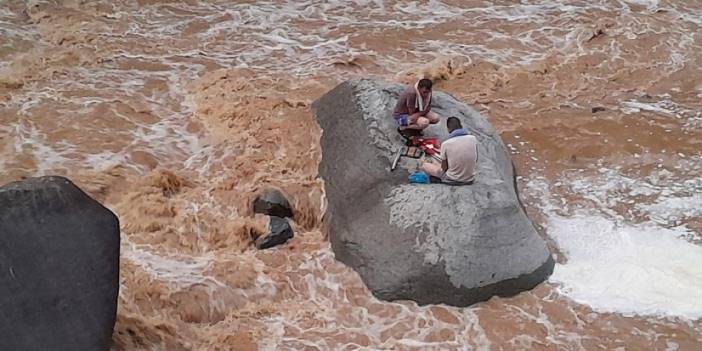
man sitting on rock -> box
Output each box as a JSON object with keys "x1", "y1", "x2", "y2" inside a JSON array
[
  {"x1": 421, "y1": 117, "x2": 477, "y2": 185},
  {"x1": 393, "y1": 78, "x2": 440, "y2": 131}
]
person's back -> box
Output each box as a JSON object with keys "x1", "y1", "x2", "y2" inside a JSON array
[
  {"x1": 441, "y1": 134, "x2": 477, "y2": 183},
  {"x1": 421, "y1": 116, "x2": 478, "y2": 185}
]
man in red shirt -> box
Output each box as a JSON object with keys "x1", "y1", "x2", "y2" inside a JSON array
[{"x1": 393, "y1": 78, "x2": 440, "y2": 131}]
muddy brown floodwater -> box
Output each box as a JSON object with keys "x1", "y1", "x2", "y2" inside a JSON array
[{"x1": 1, "y1": 1, "x2": 700, "y2": 350}]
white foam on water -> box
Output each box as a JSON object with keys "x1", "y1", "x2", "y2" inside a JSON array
[
  {"x1": 12, "y1": 121, "x2": 75, "y2": 174},
  {"x1": 546, "y1": 160, "x2": 702, "y2": 228},
  {"x1": 548, "y1": 213, "x2": 702, "y2": 319},
  {"x1": 619, "y1": 98, "x2": 702, "y2": 130},
  {"x1": 83, "y1": 150, "x2": 130, "y2": 171},
  {"x1": 525, "y1": 168, "x2": 702, "y2": 320},
  {"x1": 121, "y1": 240, "x2": 216, "y2": 288},
  {"x1": 623, "y1": 0, "x2": 660, "y2": 11},
  {"x1": 636, "y1": 193, "x2": 702, "y2": 225}
]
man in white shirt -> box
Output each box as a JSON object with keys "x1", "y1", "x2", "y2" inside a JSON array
[{"x1": 421, "y1": 117, "x2": 477, "y2": 185}]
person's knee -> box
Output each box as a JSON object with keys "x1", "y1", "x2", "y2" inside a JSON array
[
  {"x1": 417, "y1": 117, "x2": 430, "y2": 129},
  {"x1": 421, "y1": 162, "x2": 438, "y2": 177},
  {"x1": 428, "y1": 113, "x2": 440, "y2": 124}
]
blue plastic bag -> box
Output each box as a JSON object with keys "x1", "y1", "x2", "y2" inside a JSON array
[{"x1": 408, "y1": 170, "x2": 430, "y2": 184}]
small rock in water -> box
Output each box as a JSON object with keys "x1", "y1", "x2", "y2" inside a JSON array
[
  {"x1": 591, "y1": 106, "x2": 606, "y2": 113},
  {"x1": 640, "y1": 93, "x2": 653, "y2": 100},
  {"x1": 252, "y1": 189, "x2": 293, "y2": 218},
  {"x1": 255, "y1": 216, "x2": 294, "y2": 250}
]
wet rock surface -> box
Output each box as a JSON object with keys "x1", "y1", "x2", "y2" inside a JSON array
[
  {"x1": 313, "y1": 78, "x2": 554, "y2": 306},
  {"x1": 252, "y1": 189, "x2": 294, "y2": 219},
  {"x1": 255, "y1": 216, "x2": 294, "y2": 250},
  {"x1": 0, "y1": 176, "x2": 120, "y2": 351}
]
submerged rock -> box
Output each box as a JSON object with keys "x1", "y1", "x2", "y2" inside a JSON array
[
  {"x1": 0, "y1": 176, "x2": 120, "y2": 351},
  {"x1": 252, "y1": 189, "x2": 294, "y2": 219},
  {"x1": 255, "y1": 216, "x2": 294, "y2": 250},
  {"x1": 312, "y1": 78, "x2": 554, "y2": 306}
]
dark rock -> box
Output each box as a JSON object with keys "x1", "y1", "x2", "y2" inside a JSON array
[
  {"x1": 255, "y1": 216, "x2": 294, "y2": 250},
  {"x1": 252, "y1": 189, "x2": 293, "y2": 218},
  {"x1": 0, "y1": 176, "x2": 120, "y2": 351},
  {"x1": 312, "y1": 78, "x2": 554, "y2": 307},
  {"x1": 591, "y1": 106, "x2": 606, "y2": 113}
]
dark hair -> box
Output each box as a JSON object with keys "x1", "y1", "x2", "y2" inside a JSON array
[
  {"x1": 418, "y1": 78, "x2": 432, "y2": 90},
  {"x1": 447, "y1": 116, "x2": 462, "y2": 131}
]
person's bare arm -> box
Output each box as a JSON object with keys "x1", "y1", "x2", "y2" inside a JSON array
[
  {"x1": 407, "y1": 92, "x2": 423, "y2": 123},
  {"x1": 406, "y1": 93, "x2": 418, "y2": 115},
  {"x1": 424, "y1": 95, "x2": 431, "y2": 115},
  {"x1": 440, "y1": 145, "x2": 449, "y2": 172}
]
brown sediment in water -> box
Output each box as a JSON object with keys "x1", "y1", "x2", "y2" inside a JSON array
[
  {"x1": 0, "y1": 0, "x2": 700, "y2": 350},
  {"x1": 106, "y1": 69, "x2": 330, "y2": 349}
]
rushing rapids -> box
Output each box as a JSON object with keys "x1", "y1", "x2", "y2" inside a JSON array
[{"x1": 0, "y1": 1, "x2": 700, "y2": 350}]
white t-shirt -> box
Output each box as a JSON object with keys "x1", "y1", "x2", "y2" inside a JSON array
[{"x1": 441, "y1": 135, "x2": 478, "y2": 183}]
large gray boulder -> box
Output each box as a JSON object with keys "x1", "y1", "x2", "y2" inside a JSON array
[
  {"x1": 0, "y1": 176, "x2": 120, "y2": 351},
  {"x1": 313, "y1": 79, "x2": 554, "y2": 306}
]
